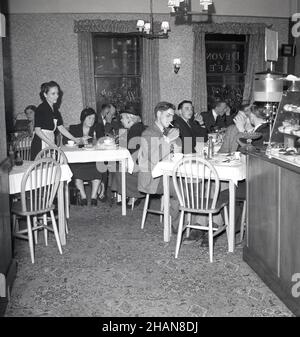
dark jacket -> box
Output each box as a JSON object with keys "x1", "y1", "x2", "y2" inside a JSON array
[
  {"x1": 201, "y1": 110, "x2": 234, "y2": 133},
  {"x1": 173, "y1": 115, "x2": 208, "y2": 154},
  {"x1": 67, "y1": 122, "x2": 105, "y2": 143},
  {"x1": 126, "y1": 122, "x2": 146, "y2": 155}
]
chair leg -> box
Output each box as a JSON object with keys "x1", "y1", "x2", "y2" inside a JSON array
[
  {"x1": 43, "y1": 214, "x2": 48, "y2": 246},
  {"x1": 208, "y1": 214, "x2": 214, "y2": 263},
  {"x1": 65, "y1": 182, "x2": 69, "y2": 235},
  {"x1": 50, "y1": 210, "x2": 62, "y2": 255},
  {"x1": 26, "y1": 215, "x2": 35, "y2": 264},
  {"x1": 141, "y1": 194, "x2": 150, "y2": 229},
  {"x1": 175, "y1": 210, "x2": 185, "y2": 258},
  {"x1": 131, "y1": 197, "x2": 135, "y2": 210},
  {"x1": 224, "y1": 205, "x2": 229, "y2": 242},
  {"x1": 33, "y1": 216, "x2": 38, "y2": 244},
  {"x1": 186, "y1": 213, "x2": 191, "y2": 238},
  {"x1": 240, "y1": 200, "x2": 247, "y2": 242},
  {"x1": 160, "y1": 196, "x2": 164, "y2": 223}
]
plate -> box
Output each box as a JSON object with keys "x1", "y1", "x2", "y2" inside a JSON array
[
  {"x1": 97, "y1": 144, "x2": 118, "y2": 150},
  {"x1": 84, "y1": 146, "x2": 95, "y2": 151},
  {"x1": 65, "y1": 144, "x2": 77, "y2": 148}
]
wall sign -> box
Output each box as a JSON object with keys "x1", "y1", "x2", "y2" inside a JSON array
[{"x1": 206, "y1": 43, "x2": 244, "y2": 74}]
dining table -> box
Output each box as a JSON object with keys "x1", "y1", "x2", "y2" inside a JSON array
[
  {"x1": 61, "y1": 145, "x2": 134, "y2": 216},
  {"x1": 9, "y1": 160, "x2": 73, "y2": 246},
  {"x1": 152, "y1": 152, "x2": 246, "y2": 252}
]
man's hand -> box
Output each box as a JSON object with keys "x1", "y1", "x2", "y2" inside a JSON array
[
  {"x1": 194, "y1": 112, "x2": 204, "y2": 125},
  {"x1": 233, "y1": 115, "x2": 246, "y2": 133},
  {"x1": 105, "y1": 111, "x2": 113, "y2": 124},
  {"x1": 166, "y1": 128, "x2": 179, "y2": 142},
  {"x1": 224, "y1": 105, "x2": 231, "y2": 116}
]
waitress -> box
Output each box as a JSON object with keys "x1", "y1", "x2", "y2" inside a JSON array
[{"x1": 30, "y1": 81, "x2": 82, "y2": 160}]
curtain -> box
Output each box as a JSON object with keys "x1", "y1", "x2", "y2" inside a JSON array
[
  {"x1": 74, "y1": 19, "x2": 160, "y2": 124},
  {"x1": 192, "y1": 22, "x2": 267, "y2": 112},
  {"x1": 77, "y1": 32, "x2": 96, "y2": 111},
  {"x1": 142, "y1": 38, "x2": 160, "y2": 126},
  {"x1": 242, "y1": 33, "x2": 265, "y2": 103},
  {"x1": 192, "y1": 31, "x2": 207, "y2": 114}
]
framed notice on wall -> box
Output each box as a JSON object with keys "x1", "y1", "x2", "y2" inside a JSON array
[{"x1": 265, "y1": 28, "x2": 278, "y2": 62}]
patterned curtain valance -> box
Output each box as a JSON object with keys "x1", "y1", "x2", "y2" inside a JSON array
[
  {"x1": 192, "y1": 22, "x2": 269, "y2": 35},
  {"x1": 74, "y1": 19, "x2": 161, "y2": 33}
]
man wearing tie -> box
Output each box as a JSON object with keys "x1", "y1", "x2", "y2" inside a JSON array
[
  {"x1": 173, "y1": 100, "x2": 208, "y2": 154},
  {"x1": 201, "y1": 97, "x2": 234, "y2": 133}
]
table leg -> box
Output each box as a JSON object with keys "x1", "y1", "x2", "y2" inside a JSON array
[
  {"x1": 228, "y1": 180, "x2": 236, "y2": 252},
  {"x1": 163, "y1": 174, "x2": 171, "y2": 242},
  {"x1": 121, "y1": 159, "x2": 126, "y2": 216},
  {"x1": 57, "y1": 181, "x2": 66, "y2": 246}
]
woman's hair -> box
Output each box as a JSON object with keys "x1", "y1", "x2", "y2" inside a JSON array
[
  {"x1": 39, "y1": 81, "x2": 61, "y2": 101},
  {"x1": 251, "y1": 104, "x2": 267, "y2": 120},
  {"x1": 80, "y1": 107, "x2": 97, "y2": 123},
  {"x1": 122, "y1": 113, "x2": 141, "y2": 125},
  {"x1": 24, "y1": 105, "x2": 37, "y2": 114}
]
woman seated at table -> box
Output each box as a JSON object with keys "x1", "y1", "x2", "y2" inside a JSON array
[
  {"x1": 68, "y1": 107, "x2": 105, "y2": 206},
  {"x1": 111, "y1": 104, "x2": 145, "y2": 208},
  {"x1": 219, "y1": 103, "x2": 269, "y2": 153}
]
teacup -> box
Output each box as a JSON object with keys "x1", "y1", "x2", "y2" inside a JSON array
[{"x1": 67, "y1": 140, "x2": 75, "y2": 146}]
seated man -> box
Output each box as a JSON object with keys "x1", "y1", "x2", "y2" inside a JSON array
[
  {"x1": 138, "y1": 101, "x2": 182, "y2": 233},
  {"x1": 201, "y1": 97, "x2": 234, "y2": 133},
  {"x1": 97, "y1": 103, "x2": 122, "y2": 136},
  {"x1": 173, "y1": 100, "x2": 208, "y2": 154}
]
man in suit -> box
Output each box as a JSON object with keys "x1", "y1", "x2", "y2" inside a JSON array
[
  {"x1": 173, "y1": 100, "x2": 208, "y2": 154},
  {"x1": 138, "y1": 101, "x2": 181, "y2": 233},
  {"x1": 97, "y1": 103, "x2": 121, "y2": 136},
  {"x1": 201, "y1": 97, "x2": 234, "y2": 133}
]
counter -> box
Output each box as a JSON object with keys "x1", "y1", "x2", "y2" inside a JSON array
[{"x1": 244, "y1": 151, "x2": 300, "y2": 316}]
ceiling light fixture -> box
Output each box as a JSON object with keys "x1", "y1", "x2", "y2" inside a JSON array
[
  {"x1": 137, "y1": 0, "x2": 170, "y2": 39},
  {"x1": 168, "y1": 0, "x2": 213, "y2": 23}
]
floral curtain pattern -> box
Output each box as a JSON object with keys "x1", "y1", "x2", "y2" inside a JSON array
[
  {"x1": 192, "y1": 22, "x2": 267, "y2": 112},
  {"x1": 77, "y1": 32, "x2": 97, "y2": 111},
  {"x1": 75, "y1": 19, "x2": 160, "y2": 123}
]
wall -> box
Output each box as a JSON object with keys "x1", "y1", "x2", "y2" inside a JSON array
[
  {"x1": 7, "y1": 12, "x2": 289, "y2": 126},
  {"x1": 7, "y1": 0, "x2": 298, "y2": 18}
]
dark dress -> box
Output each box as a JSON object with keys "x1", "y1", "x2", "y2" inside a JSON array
[
  {"x1": 173, "y1": 114, "x2": 208, "y2": 154},
  {"x1": 68, "y1": 123, "x2": 105, "y2": 181},
  {"x1": 111, "y1": 122, "x2": 145, "y2": 198},
  {"x1": 201, "y1": 110, "x2": 234, "y2": 133},
  {"x1": 30, "y1": 101, "x2": 63, "y2": 160}
]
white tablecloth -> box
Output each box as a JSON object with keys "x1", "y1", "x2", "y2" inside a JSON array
[
  {"x1": 152, "y1": 154, "x2": 246, "y2": 185},
  {"x1": 9, "y1": 161, "x2": 73, "y2": 195},
  {"x1": 61, "y1": 146, "x2": 134, "y2": 173}
]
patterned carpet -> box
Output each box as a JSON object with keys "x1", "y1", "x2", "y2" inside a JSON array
[{"x1": 5, "y1": 198, "x2": 293, "y2": 317}]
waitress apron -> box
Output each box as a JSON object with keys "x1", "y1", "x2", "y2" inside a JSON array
[{"x1": 41, "y1": 119, "x2": 57, "y2": 150}]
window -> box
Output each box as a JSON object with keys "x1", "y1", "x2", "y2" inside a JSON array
[
  {"x1": 93, "y1": 34, "x2": 142, "y2": 113},
  {"x1": 206, "y1": 34, "x2": 247, "y2": 112}
]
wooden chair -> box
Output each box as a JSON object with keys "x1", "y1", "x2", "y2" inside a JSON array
[
  {"x1": 35, "y1": 147, "x2": 70, "y2": 234},
  {"x1": 11, "y1": 158, "x2": 62, "y2": 263},
  {"x1": 172, "y1": 156, "x2": 229, "y2": 262},
  {"x1": 141, "y1": 194, "x2": 168, "y2": 229},
  {"x1": 14, "y1": 134, "x2": 32, "y2": 161}
]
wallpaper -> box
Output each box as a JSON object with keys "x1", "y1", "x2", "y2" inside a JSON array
[{"x1": 8, "y1": 13, "x2": 289, "y2": 126}]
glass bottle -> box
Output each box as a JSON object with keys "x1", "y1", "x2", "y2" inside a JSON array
[
  {"x1": 207, "y1": 136, "x2": 214, "y2": 159},
  {"x1": 92, "y1": 131, "x2": 97, "y2": 146}
]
